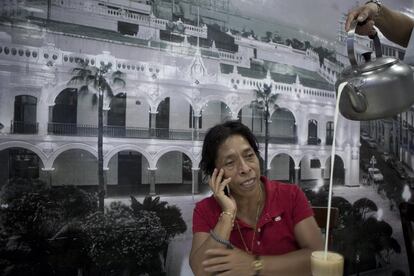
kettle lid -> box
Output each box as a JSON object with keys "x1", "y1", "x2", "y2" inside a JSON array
[{"x1": 358, "y1": 56, "x2": 398, "y2": 72}]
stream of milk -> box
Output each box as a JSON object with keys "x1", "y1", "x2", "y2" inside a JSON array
[{"x1": 324, "y1": 82, "x2": 347, "y2": 259}]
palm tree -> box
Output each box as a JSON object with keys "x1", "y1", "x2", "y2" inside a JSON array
[
  {"x1": 68, "y1": 61, "x2": 125, "y2": 211},
  {"x1": 251, "y1": 83, "x2": 278, "y2": 176}
]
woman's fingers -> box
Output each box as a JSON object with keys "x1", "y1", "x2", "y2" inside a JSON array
[
  {"x1": 208, "y1": 168, "x2": 218, "y2": 191},
  {"x1": 210, "y1": 168, "x2": 226, "y2": 195},
  {"x1": 218, "y1": 177, "x2": 232, "y2": 195},
  {"x1": 345, "y1": 9, "x2": 360, "y2": 31}
]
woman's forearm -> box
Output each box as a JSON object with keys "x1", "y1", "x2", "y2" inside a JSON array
[
  {"x1": 260, "y1": 248, "x2": 315, "y2": 276},
  {"x1": 189, "y1": 214, "x2": 234, "y2": 276},
  {"x1": 375, "y1": 5, "x2": 414, "y2": 47}
]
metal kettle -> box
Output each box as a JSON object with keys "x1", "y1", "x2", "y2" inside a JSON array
[{"x1": 335, "y1": 21, "x2": 414, "y2": 121}]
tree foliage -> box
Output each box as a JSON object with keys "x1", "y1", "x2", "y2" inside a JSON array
[{"x1": 68, "y1": 61, "x2": 125, "y2": 211}]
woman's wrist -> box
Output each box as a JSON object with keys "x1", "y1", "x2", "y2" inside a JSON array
[
  {"x1": 365, "y1": 0, "x2": 381, "y2": 19},
  {"x1": 220, "y1": 210, "x2": 235, "y2": 227},
  {"x1": 251, "y1": 255, "x2": 264, "y2": 276}
]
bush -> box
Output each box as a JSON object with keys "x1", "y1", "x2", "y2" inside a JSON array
[
  {"x1": 0, "y1": 178, "x2": 97, "y2": 275},
  {"x1": 82, "y1": 201, "x2": 166, "y2": 275}
]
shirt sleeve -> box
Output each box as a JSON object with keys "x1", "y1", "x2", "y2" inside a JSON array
[
  {"x1": 291, "y1": 185, "x2": 314, "y2": 225},
  {"x1": 192, "y1": 201, "x2": 212, "y2": 233}
]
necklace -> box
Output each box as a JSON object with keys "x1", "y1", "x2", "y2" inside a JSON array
[{"x1": 235, "y1": 183, "x2": 263, "y2": 254}]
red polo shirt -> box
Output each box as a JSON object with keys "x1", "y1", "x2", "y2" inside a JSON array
[{"x1": 192, "y1": 177, "x2": 313, "y2": 255}]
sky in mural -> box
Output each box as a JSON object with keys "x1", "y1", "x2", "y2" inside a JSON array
[{"x1": 230, "y1": 0, "x2": 413, "y2": 43}]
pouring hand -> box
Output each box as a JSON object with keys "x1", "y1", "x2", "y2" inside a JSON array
[
  {"x1": 209, "y1": 168, "x2": 237, "y2": 214},
  {"x1": 345, "y1": 3, "x2": 380, "y2": 36}
]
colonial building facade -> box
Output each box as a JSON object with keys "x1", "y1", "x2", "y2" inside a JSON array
[{"x1": 0, "y1": 0, "x2": 361, "y2": 195}]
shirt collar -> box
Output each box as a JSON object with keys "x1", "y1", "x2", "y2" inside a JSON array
[{"x1": 235, "y1": 176, "x2": 285, "y2": 229}]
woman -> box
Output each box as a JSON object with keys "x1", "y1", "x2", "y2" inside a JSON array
[{"x1": 189, "y1": 121, "x2": 323, "y2": 276}]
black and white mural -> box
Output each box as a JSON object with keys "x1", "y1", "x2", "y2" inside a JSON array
[{"x1": 0, "y1": 0, "x2": 413, "y2": 275}]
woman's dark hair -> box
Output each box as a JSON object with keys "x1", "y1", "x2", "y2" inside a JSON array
[{"x1": 200, "y1": 120, "x2": 260, "y2": 177}]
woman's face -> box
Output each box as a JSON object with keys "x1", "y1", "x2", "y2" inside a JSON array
[{"x1": 215, "y1": 134, "x2": 261, "y2": 196}]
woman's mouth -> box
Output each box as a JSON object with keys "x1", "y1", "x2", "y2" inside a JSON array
[{"x1": 240, "y1": 178, "x2": 256, "y2": 189}]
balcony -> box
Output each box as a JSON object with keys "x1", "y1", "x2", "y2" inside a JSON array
[
  {"x1": 255, "y1": 134, "x2": 298, "y2": 144},
  {"x1": 47, "y1": 123, "x2": 202, "y2": 140},
  {"x1": 11, "y1": 121, "x2": 39, "y2": 134},
  {"x1": 307, "y1": 137, "x2": 321, "y2": 145},
  {"x1": 39, "y1": 123, "x2": 299, "y2": 144}
]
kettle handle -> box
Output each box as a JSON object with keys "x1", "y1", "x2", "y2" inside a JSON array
[{"x1": 347, "y1": 20, "x2": 383, "y2": 67}]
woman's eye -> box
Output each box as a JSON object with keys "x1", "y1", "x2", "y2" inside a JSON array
[{"x1": 225, "y1": 161, "x2": 234, "y2": 166}]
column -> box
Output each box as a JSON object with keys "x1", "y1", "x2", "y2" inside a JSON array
[
  {"x1": 148, "y1": 168, "x2": 156, "y2": 195},
  {"x1": 319, "y1": 119, "x2": 326, "y2": 146},
  {"x1": 37, "y1": 103, "x2": 50, "y2": 136},
  {"x1": 320, "y1": 167, "x2": 325, "y2": 180},
  {"x1": 41, "y1": 168, "x2": 54, "y2": 187},
  {"x1": 294, "y1": 166, "x2": 300, "y2": 185},
  {"x1": 103, "y1": 168, "x2": 109, "y2": 196},
  {"x1": 193, "y1": 115, "x2": 200, "y2": 141},
  {"x1": 192, "y1": 168, "x2": 200, "y2": 194},
  {"x1": 150, "y1": 112, "x2": 157, "y2": 137},
  {"x1": 348, "y1": 146, "x2": 360, "y2": 187}
]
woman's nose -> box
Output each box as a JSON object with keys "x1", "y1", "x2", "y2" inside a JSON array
[{"x1": 239, "y1": 159, "x2": 251, "y2": 174}]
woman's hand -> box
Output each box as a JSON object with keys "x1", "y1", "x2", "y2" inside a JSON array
[
  {"x1": 209, "y1": 168, "x2": 237, "y2": 214},
  {"x1": 345, "y1": 3, "x2": 380, "y2": 36},
  {"x1": 202, "y1": 248, "x2": 255, "y2": 276}
]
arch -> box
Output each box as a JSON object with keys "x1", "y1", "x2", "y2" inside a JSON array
[
  {"x1": 324, "y1": 154, "x2": 346, "y2": 185},
  {"x1": 0, "y1": 141, "x2": 46, "y2": 168},
  {"x1": 44, "y1": 81, "x2": 75, "y2": 106},
  {"x1": 269, "y1": 152, "x2": 296, "y2": 182},
  {"x1": 269, "y1": 150, "x2": 296, "y2": 167},
  {"x1": 201, "y1": 99, "x2": 233, "y2": 128},
  {"x1": 233, "y1": 98, "x2": 263, "y2": 119},
  {"x1": 269, "y1": 106, "x2": 298, "y2": 123},
  {"x1": 104, "y1": 145, "x2": 152, "y2": 169},
  {"x1": 154, "y1": 146, "x2": 197, "y2": 169},
  {"x1": 237, "y1": 102, "x2": 264, "y2": 132},
  {"x1": 300, "y1": 150, "x2": 321, "y2": 162},
  {"x1": 269, "y1": 107, "x2": 297, "y2": 139},
  {"x1": 322, "y1": 152, "x2": 345, "y2": 166},
  {"x1": 48, "y1": 143, "x2": 98, "y2": 169},
  {"x1": 201, "y1": 95, "x2": 228, "y2": 109},
  {"x1": 162, "y1": 90, "x2": 194, "y2": 110}
]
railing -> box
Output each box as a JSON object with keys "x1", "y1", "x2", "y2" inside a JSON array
[
  {"x1": 48, "y1": 122, "x2": 98, "y2": 136},
  {"x1": 43, "y1": 123, "x2": 298, "y2": 144},
  {"x1": 11, "y1": 121, "x2": 38, "y2": 134},
  {"x1": 255, "y1": 134, "x2": 298, "y2": 144},
  {"x1": 308, "y1": 137, "x2": 321, "y2": 145},
  {"x1": 45, "y1": 123, "x2": 299, "y2": 143},
  {"x1": 47, "y1": 123, "x2": 202, "y2": 140}
]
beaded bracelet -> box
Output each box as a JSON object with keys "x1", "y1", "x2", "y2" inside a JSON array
[{"x1": 209, "y1": 230, "x2": 233, "y2": 249}]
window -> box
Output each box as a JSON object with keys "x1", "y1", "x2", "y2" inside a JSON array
[
  {"x1": 13, "y1": 95, "x2": 38, "y2": 134},
  {"x1": 117, "y1": 21, "x2": 139, "y2": 36},
  {"x1": 310, "y1": 159, "x2": 321, "y2": 169},
  {"x1": 326, "y1": 121, "x2": 334, "y2": 145}
]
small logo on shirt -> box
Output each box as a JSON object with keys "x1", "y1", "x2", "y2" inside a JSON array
[{"x1": 274, "y1": 215, "x2": 282, "y2": 222}]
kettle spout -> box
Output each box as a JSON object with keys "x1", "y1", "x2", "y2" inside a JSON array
[{"x1": 345, "y1": 83, "x2": 367, "y2": 113}]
